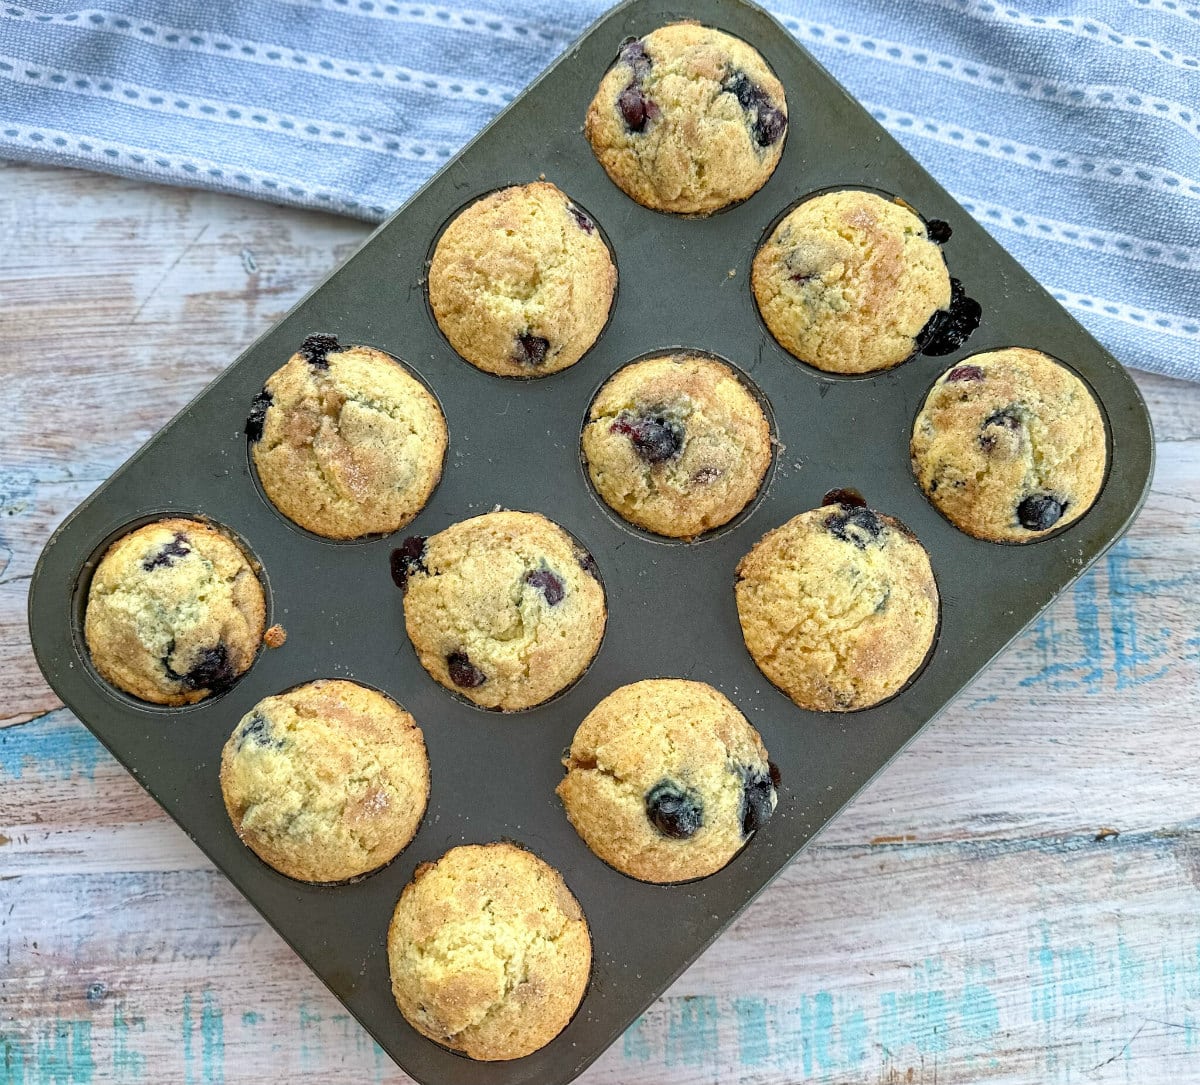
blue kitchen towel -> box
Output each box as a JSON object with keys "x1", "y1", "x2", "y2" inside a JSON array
[{"x1": 1, "y1": 1, "x2": 1197, "y2": 379}]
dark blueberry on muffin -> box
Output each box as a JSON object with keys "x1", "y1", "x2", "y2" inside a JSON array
[
  {"x1": 825, "y1": 505, "x2": 885, "y2": 548},
  {"x1": 513, "y1": 332, "x2": 550, "y2": 368},
  {"x1": 822, "y1": 488, "x2": 867, "y2": 510},
  {"x1": 722, "y1": 70, "x2": 786, "y2": 147},
  {"x1": 577, "y1": 551, "x2": 602, "y2": 581},
  {"x1": 567, "y1": 203, "x2": 595, "y2": 233},
  {"x1": 390, "y1": 536, "x2": 428, "y2": 591},
  {"x1": 611, "y1": 410, "x2": 684, "y2": 464},
  {"x1": 142, "y1": 532, "x2": 192, "y2": 571},
  {"x1": 946, "y1": 364, "x2": 984, "y2": 383},
  {"x1": 645, "y1": 780, "x2": 704, "y2": 839},
  {"x1": 299, "y1": 333, "x2": 340, "y2": 369},
  {"x1": 618, "y1": 36, "x2": 652, "y2": 77},
  {"x1": 979, "y1": 408, "x2": 1023, "y2": 452},
  {"x1": 165, "y1": 642, "x2": 235, "y2": 693},
  {"x1": 447, "y1": 651, "x2": 487, "y2": 689},
  {"x1": 738, "y1": 766, "x2": 776, "y2": 837},
  {"x1": 245, "y1": 389, "x2": 273, "y2": 442},
  {"x1": 618, "y1": 81, "x2": 655, "y2": 132},
  {"x1": 916, "y1": 279, "x2": 981, "y2": 358},
  {"x1": 926, "y1": 219, "x2": 953, "y2": 244},
  {"x1": 525, "y1": 567, "x2": 565, "y2": 606},
  {"x1": 1018, "y1": 494, "x2": 1066, "y2": 532},
  {"x1": 235, "y1": 711, "x2": 285, "y2": 751}
]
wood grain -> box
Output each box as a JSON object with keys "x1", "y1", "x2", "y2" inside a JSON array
[{"x1": 2, "y1": 160, "x2": 1198, "y2": 1084}]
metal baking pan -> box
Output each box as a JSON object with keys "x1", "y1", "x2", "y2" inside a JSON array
[{"x1": 27, "y1": 0, "x2": 1154, "y2": 1081}]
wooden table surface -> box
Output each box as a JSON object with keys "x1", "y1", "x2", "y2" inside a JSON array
[{"x1": 1, "y1": 158, "x2": 1198, "y2": 1085}]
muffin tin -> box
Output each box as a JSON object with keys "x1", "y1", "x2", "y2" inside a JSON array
[{"x1": 28, "y1": 0, "x2": 1154, "y2": 1082}]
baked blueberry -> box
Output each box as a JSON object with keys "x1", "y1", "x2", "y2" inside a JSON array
[
  {"x1": 446, "y1": 651, "x2": 487, "y2": 689},
  {"x1": 980, "y1": 408, "x2": 1023, "y2": 452},
  {"x1": 390, "y1": 536, "x2": 428, "y2": 591},
  {"x1": 822, "y1": 487, "x2": 867, "y2": 510},
  {"x1": 525, "y1": 566, "x2": 565, "y2": 606},
  {"x1": 577, "y1": 551, "x2": 602, "y2": 581},
  {"x1": 644, "y1": 780, "x2": 704, "y2": 839},
  {"x1": 916, "y1": 278, "x2": 981, "y2": 358},
  {"x1": 617, "y1": 81, "x2": 655, "y2": 132},
  {"x1": 513, "y1": 332, "x2": 550, "y2": 368},
  {"x1": 245, "y1": 389, "x2": 272, "y2": 442},
  {"x1": 825, "y1": 504, "x2": 885, "y2": 548},
  {"x1": 618, "y1": 36, "x2": 651, "y2": 77},
  {"x1": 235, "y1": 711, "x2": 284, "y2": 751},
  {"x1": 984, "y1": 408, "x2": 1022, "y2": 430},
  {"x1": 738, "y1": 766, "x2": 776, "y2": 837},
  {"x1": 610, "y1": 410, "x2": 684, "y2": 464},
  {"x1": 299, "y1": 333, "x2": 340, "y2": 369},
  {"x1": 722, "y1": 70, "x2": 786, "y2": 147},
  {"x1": 1018, "y1": 494, "x2": 1066, "y2": 531},
  {"x1": 142, "y1": 532, "x2": 191, "y2": 571},
  {"x1": 166, "y1": 642, "x2": 236, "y2": 693},
  {"x1": 946, "y1": 364, "x2": 984, "y2": 383},
  {"x1": 926, "y1": 219, "x2": 953, "y2": 244},
  {"x1": 567, "y1": 203, "x2": 595, "y2": 233}
]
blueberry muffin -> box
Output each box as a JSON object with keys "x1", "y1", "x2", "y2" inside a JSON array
[
  {"x1": 911, "y1": 348, "x2": 1108, "y2": 542},
  {"x1": 387, "y1": 843, "x2": 591, "y2": 1060},
  {"x1": 428, "y1": 183, "x2": 616, "y2": 377},
  {"x1": 558, "y1": 679, "x2": 777, "y2": 883},
  {"x1": 585, "y1": 23, "x2": 787, "y2": 214},
  {"x1": 752, "y1": 190, "x2": 954, "y2": 374},
  {"x1": 582, "y1": 354, "x2": 772, "y2": 539},
  {"x1": 249, "y1": 335, "x2": 446, "y2": 539},
  {"x1": 735, "y1": 500, "x2": 939, "y2": 711},
  {"x1": 84, "y1": 518, "x2": 266, "y2": 705},
  {"x1": 220, "y1": 680, "x2": 429, "y2": 883},
  {"x1": 394, "y1": 511, "x2": 606, "y2": 711}
]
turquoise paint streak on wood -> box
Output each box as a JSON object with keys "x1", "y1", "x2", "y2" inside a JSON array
[
  {"x1": 298, "y1": 1002, "x2": 322, "y2": 1070},
  {"x1": 1, "y1": 1033, "x2": 26, "y2": 1084},
  {"x1": 285, "y1": 1002, "x2": 390, "y2": 1082},
  {"x1": 1107, "y1": 546, "x2": 1171, "y2": 689},
  {"x1": 0, "y1": 1021, "x2": 94, "y2": 1085},
  {"x1": 181, "y1": 992, "x2": 224, "y2": 1084},
  {"x1": 0, "y1": 711, "x2": 104, "y2": 782},
  {"x1": 112, "y1": 1004, "x2": 145, "y2": 1079},
  {"x1": 732, "y1": 998, "x2": 769, "y2": 1066},
  {"x1": 839, "y1": 1004, "x2": 868, "y2": 1067},
  {"x1": 958, "y1": 981, "x2": 1000, "y2": 1043},
  {"x1": 622, "y1": 1015, "x2": 651, "y2": 1062},
  {"x1": 625, "y1": 959, "x2": 1015, "y2": 1078},
  {"x1": 1015, "y1": 539, "x2": 1197, "y2": 694},
  {"x1": 201, "y1": 992, "x2": 223, "y2": 1084},
  {"x1": 182, "y1": 994, "x2": 194, "y2": 1085},
  {"x1": 664, "y1": 996, "x2": 719, "y2": 1069}
]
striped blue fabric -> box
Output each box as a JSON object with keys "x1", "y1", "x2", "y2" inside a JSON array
[{"x1": 1, "y1": 1, "x2": 1196, "y2": 379}]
